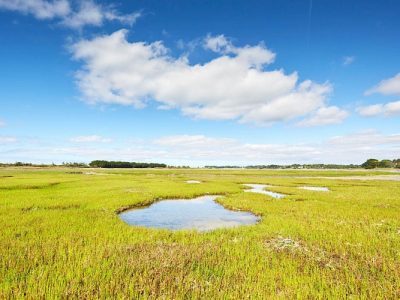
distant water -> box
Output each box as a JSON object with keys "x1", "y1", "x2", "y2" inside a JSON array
[
  {"x1": 299, "y1": 186, "x2": 329, "y2": 192},
  {"x1": 186, "y1": 180, "x2": 201, "y2": 184},
  {"x1": 119, "y1": 195, "x2": 259, "y2": 231},
  {"x1": 243, "y1": 184, "x2": 285, "y2": 199}
]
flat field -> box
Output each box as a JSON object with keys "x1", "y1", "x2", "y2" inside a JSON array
[{"x1": 0, "y1": 168, "x2": 399, "y2": 298}]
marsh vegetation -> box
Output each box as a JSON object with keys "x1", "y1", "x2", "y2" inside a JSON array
[{"x1": 0, "y1": 168, "x2": 399, "y2": 298}]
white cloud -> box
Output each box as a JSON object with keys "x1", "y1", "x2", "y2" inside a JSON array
[
  {"x1": 0, "y1": 119, "x2": 5, "y2": 127},
  {"x1": 0, "y1": 136, "x2": 17, "y2": 144},
  {"x1": 154, "y1": 135, "x2": 320, "y2": 162},
  {"x1": 0, "y1": 0, "x2": 140, "y2": 29},
  {"x1": 357, "y1": 104, "x2": 383, "y2": 117},
  {"x1": 69, "y1": 135, "x2": 112, "y2": 143},
  {"x1": 0, "y1": 0, "x2": 70, "y2": 19},
  {"x1": 328, "y1": 130, "x2": 400, "y2": 147},
  {"x1": 154, "y1": 135, "x2": 236, "y2": 148},
  {"x1": 343, "y1": 56, "x2": 355, "y2": 66},
  {"x1": 296, "y1": 106, "x2": 349, "y2": 127},
  {"x1": 1, "y1": 131, "x2": 399, "y2": 165},
  {"x1": 384, "y1": 101, "x2": 400, "y2": 115},
  {"x1": 204, "y1": 34, "x2": 236, "y2": 54},
  {"x1": 152, "y1": 132, "x2": 400, "y2": 164},
  {"x1": 361, "y1": 73, "x2": 400, "y2": 117},
  {"x1": 365, "y1": 73, "x2": 400, "y2": 96},
  {"x1": 61, "y1": 1, "x2": 140, "y2": 29},
  {"x1": 357, "y1": 100, "x2": 400, "y2": 117},
  {"x1": 71, "y1": 30, "x2": 338, "y2": 126}
]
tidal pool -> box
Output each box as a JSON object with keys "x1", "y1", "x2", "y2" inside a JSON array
[
  {"x1": 119, "y1": 195, "x2": 259, "y2": 231},
  {"x1": 299, "y1": 186, "x2": 329, "y2": 192},
  {"x1": 243, "y1": 184, "x2": 285, "y2": 199}
]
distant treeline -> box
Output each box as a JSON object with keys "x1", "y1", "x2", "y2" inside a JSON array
[
  {"x1": 205, "y1": 164, "x2": 361, "y2": 169},
  {"x1": 205, "y1": 160, "x2": 400, "y2": 169},
  {"x1": 88, "y1": 160, "x2": 167, "y2": 168},
  {"x1": 1, "y1": 160, "x2": 399, "y2": 169},
  {"x1": 0, "y1": 161, "x2": 166, "y2": 168},
  {"x1": 361, "y1": 159, "x2": 400, "y2": 169},
  {"x1": 0, "y1": 162, "x2": 89, "y2": 168},
  {"x1": 0, "y1": 162, "x2": 54, "y2": 167}
]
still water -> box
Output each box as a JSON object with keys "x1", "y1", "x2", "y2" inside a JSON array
[
  {"x1": 243, "y1": 184, "x2": 285, "y2": 199},
  {"x1": 186, "y1": 180, "x2": 201, "y2": 184},
  {"x1": 119, "y1": 195, "x2": 259, "y2": 231},
  {"x1": 299, "y1": 186, "x2": 329, "y2": 192}
]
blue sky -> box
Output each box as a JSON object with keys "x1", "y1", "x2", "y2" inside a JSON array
[{"x1": 0, "y1": 0, "x2": 399, "y2": 166}]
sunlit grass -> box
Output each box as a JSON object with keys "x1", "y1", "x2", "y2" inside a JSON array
[{"x1": 0, "y1": 168, "x2": 399, "y2": 298}]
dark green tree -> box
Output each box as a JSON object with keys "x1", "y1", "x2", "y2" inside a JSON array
[
  {"x1": 393, "y1": 159, "x2": 400, "y2": 168},
  {"x1": 89, "y1": 160, "x2": 166, "y2": 168},
  {"x1": 361, "y1": 159, "x2": 379, "y2": 169},
  {"x1": 378, "y1": 160, "x2": 394, "y2": 168}
]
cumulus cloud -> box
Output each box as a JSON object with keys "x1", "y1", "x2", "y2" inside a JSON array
[
  {"x1": 71, "y1": 30, "x2": 339, "y2": 126},
  {"x1": 357, "y1": 100, "x2": 400, "y2": 117},
  {"x1": 296, "y1": 106, "x2": 349, "y2": 127},
  {"x1": 342, "y1": 56, "x2": 355, "y2": 66},
  {"x1": 69, "y1": 135, "x2": 112, "y2": 143},
  {"x1": 0, "y1": 0, "x2": 140, "y2": 28},
  {"x1": 365, "y1": 73, "x2": 400, "y2": 96}
]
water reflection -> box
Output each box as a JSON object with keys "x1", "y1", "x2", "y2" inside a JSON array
[
  {"x1": 186, "y1": 180, "x2": 201, "y2": 184},
  {"x1": 243, "y1": 184, "x2": 285, "y2": 199},
  {"x1": 119, "y1": 195, "x2": 259, "y2": 231},
  {"x1": 299, "y1": 186, "x2": 329, "y2": 192}
]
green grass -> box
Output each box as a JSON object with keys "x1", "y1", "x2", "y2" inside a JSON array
[{"x1": 0, "y1": 168, "x2": 399, "y2": 298}]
